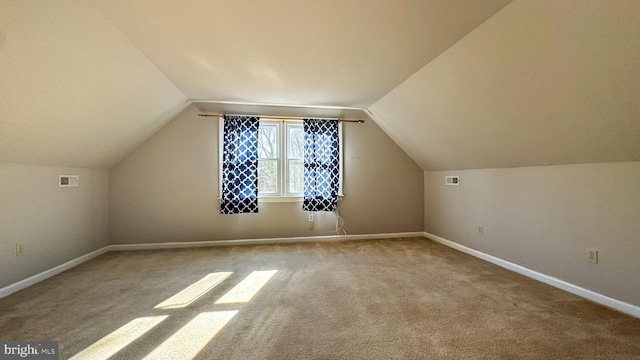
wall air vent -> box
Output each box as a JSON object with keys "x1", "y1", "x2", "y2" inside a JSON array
[
  {"x1": 59, "y1": 175, "x2": 79, "y2": 188},
  {"x1": 445, "y1": 176, "x2": 459, "y2": 186}
]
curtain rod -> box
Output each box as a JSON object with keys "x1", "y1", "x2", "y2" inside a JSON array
[{"x1": 197, "y1": 113, "x2": 365, "y2": 123}]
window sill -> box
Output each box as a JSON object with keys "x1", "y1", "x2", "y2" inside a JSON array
[
  {"x1": 257, "y1": 195, "x2": 345, "y2": 203},
  {"x1": 258, "y1": 196, "x2": 303, "y2": 203},
  {"x1": 217, "y1": 196, "x2": 344, "y2": 203}
]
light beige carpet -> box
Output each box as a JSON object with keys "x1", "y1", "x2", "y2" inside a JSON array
[{"x1": 0, "y1": 238, "x2": 639, "y2": 359}]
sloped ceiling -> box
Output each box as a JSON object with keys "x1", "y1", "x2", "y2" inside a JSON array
[
  {"x1": 370, "y1": 0, "x2": 640, "y2": 170},
  {"x1": 91, "y1": 0, "x2": 511, "y2": 107},
  {"x1": 1, "y1": 0, "x2": 513, "y2": 169},
  {"x1": 3, "y1": 0, "x2": 637, "y2": 171},
  {"x1": 0, "y1": 0, "x2": 187, "y2": 168}
]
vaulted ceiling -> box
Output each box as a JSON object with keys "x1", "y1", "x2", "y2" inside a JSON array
[
  {"x1": 370, "y1": 0, "x2": 640, "y2": 170},
  {"x1": 91, "y1": 0, "x2": 511, "y2": 108},
  {"x1": 1, "y1": 0, "x2": 638, "y2": 170}
]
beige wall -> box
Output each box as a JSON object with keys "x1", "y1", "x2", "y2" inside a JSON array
[
  {"x1": 0, "y1": 1, "x2": 187, "y2": 169},
  {"x1": 370, "y1": 0, "x2": 640, "y2": 171},
  {"x1": 109, "y1": 105, "x2": 423, "y2": 244},
  {"x1": 0, "y1": 163, "x2": 109, "y2": 288},
  {"x1": 425, "y1": 162, "x2": 640, "y2": 306}
]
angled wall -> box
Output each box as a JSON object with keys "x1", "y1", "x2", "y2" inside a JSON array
[
  {"x1": 109, "y1": 105, "x2": 423, "y2": 244},
  {"x1": 369, "y1": 0, "x2": 640, "y2": 171},
  {"x1": 425, "y1": 162, "x2": 640, "y2": 307},
  {"x1": 0, "y1": 0, "x2": 187, "y2": 168},
  {"x1": 0, "y1": 163, "x2": 109, "y2": 289},
  {"x1": 367, "y1": 0, "x2": 640, "y2": 308}
]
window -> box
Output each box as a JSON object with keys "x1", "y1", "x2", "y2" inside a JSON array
[
  {"x1": 220, "y1": 118, "x2": 342, "y2": 202},
  {"x1": 257, "y1": 120, "x2": 306, "y2": 198}
]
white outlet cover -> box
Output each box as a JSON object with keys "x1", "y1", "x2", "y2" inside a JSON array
[{"x1": 587, "y1": 249, "x2": 598, "y2": 264}]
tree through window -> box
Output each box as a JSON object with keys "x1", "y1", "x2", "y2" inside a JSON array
[
  {"x1": 220, "y1": 117, "x2": 342, "y2": 201},
  {"x1": 257, "y1": 120, "x2": 304, "y2": 197}
]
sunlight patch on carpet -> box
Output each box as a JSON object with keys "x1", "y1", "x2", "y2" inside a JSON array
[
  {"x1": 69, "y1": 316, "x2": 169, "y2": 360},
  {"x1": 215, "y1": 270, "x2": 278, "y2": 304},
  {"x1": 155, "y1": 272, "x2": 233, "y2": 309},
  {"x1": 142, "y1": 311, "x2": 238, "y2": 360}
]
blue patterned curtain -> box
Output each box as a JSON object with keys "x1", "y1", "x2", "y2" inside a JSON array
[
  {"x1": 220, "y1": 115, "x2": 259, "y2": 214},
  {"x1": 302, "y1": 119, "x2": 340, "y2": 212}
]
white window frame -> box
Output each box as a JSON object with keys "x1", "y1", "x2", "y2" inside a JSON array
[
  {"x1": 284, "y1": 122, "x2": 304, "y2": 197},
  {"x1": 219, "y1": 118, "x2": 343, "y2": 203},
  {"x1": 258, "y1": 120, "x2": 282, "y2": 197}
]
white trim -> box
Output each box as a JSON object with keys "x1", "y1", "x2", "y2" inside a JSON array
[
  {"x1": 284, "y1": 121, "x2": 302, "y2": 197},
  {"x1": 191, "y1": 99, "x2": 365, "y2": 112},
  {"x1": 108, "y1": 232, "x2": 424, "y2": 251},
  {"x1": 258, "y1": 195, "x2": 346, "y2": 203},
  {"x1": 1, "y1": 232, "x2": 420, "y2": 299},
  {"x1": 5, "y1": 231, "x2": 637, "y2": 320},
  {"x1": 423, "y1": 232, "x2": 640, "y2": 319},
  {"x1": 258, "y1": 196, "x2": 302, "y2": 203},
  {"x1": 0, "y1": 246, "x2": 109, "y2": 299}
]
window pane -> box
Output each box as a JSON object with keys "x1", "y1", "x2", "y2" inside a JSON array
[
  {"x1": 258, "y1": 124, "x2": 279, "y2": 158},
  {"x1": 288, "y1": 125, "x2": 304, "y2": 159},
  {"x1": 288, "y1": 159, "x2": 303, "y2": 194},
  {"x1": 258, "y1": 160, "x2": 278, "y2": 194}
]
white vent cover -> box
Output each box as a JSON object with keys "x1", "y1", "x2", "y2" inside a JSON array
[
  {"x1": 445, "y1": 176, "x2": 459, "y2": 186},
  {"x1": 59, "y1": 175, "x2": 79, "y2": 187}
]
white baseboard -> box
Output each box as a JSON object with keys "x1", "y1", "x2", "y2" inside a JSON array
[
  {"x1": 0, "y1": 246, "x2": 109, "y2": 299},
  {"x1": 5, "y1": 231, "x2": 638, "y2": 320},
  {"x1": 424, "y1": 232, "x2": 640, "y2": 319},
  {"x1": 0, "y1": 232, "x2": 423, "y2": 298},
  {"x1": 108, "y1": 232, "x2": 425, "y2": 251}
]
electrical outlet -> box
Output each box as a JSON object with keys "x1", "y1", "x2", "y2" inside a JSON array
[
  {"x1": 478, "y1": 225, "x2": 483, "y2": 235},
  {"x1": 587, "y1": 249, "x2": 598, "y2": 264},
  {"x1": 308, "y1": 213, "x2": 314, "y2": 230},
  {"x1": 16, "y1": 244, "x2": 24, "y2": 256}
]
